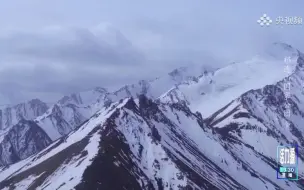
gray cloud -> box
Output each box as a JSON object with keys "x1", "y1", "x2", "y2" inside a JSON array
[
  {"x1": 0, "y1": 25, "x2": 153, "y2": 104},
  {"x1": 0, "y1": 0, "x2": 303, "y2": 104},
  {"x1": 0, "y1": 27, "x2": 143, "y2": 66}
]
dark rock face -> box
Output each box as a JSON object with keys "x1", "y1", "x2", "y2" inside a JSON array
[
  {"x1": 4, "y1": 48, "x2": 304, "y2": 189},
  {"x1": 2, "y1": 67, "x2": 304, "y2": 190},
  {"x1": 0, "y1": 134, "x2": 90, "y2": 190},
  {"x1": 0, "y1": 120, "x2": 52, "y2": 166},
  {"x1": 205, "y1": 71, "x2": 304, "y2": 189},
  {"x1": 75, "y1": 125, "x2": 154, "y2": 190},
  {"x1": 75, "y1": 97, "x2": 246, "y2": 190},
  {"x1": 0, "y1": 96, "x2": 250, "y2": 189}
]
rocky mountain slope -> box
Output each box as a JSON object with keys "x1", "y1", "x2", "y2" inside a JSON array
[
  {"x1": 0, "y1": 120, "x2": 51, "y2": 166},
  {"x1": 0, "y1": 99, "x2": 48, "y2": 131},
  {"x1": 0, "y1": 99, "x2": 50, "y2": 166},
  {"x1": 0, "y1": 64, "x2": 210, "y2": 168},
  {"x1": 159, "y1": 42, "x2": 301, "y2": 117},
  {"x1": 0, "y1": 95, "x2": 303, "y2": 190},
  {"x1": 0, "y1": 60, "x2": 213, "y2": 170},
  {"x1": 0, "y1": 42, "x2": 304, "y2": 189},
  {"x1": 33, "y1": 87, "x2": 108, "y2": 141},
  {"x1": 32, "y1": 65, "x2": 211, "y2": 141}
]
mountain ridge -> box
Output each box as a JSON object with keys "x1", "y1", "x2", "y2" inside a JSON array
[
  {"x1": 0, "y1": 42, "x2": 304, "y2": 189},
  {"x1": 1, "y1": 94, "x2": 303, "y2": 189}
]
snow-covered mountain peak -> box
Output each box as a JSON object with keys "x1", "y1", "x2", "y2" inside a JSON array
[
  {"x1": 0, "y1": 98, "x2": 49, "y2": 131},
  {"x1": 159, "y1": 45, "x2": 303, "y2": 118},
  {"x1": 0, "y1": 119, "x2": 51, "y2": 166},
  {"x1": 2, "y1": 94, "x2": 303, "y2": 189},
  {"x1": 32, "y1": 86, "x2": 112, "y2": 141},
  {"x1": 0, "y1": 96, "x2": 235, "y2": 189},
  {"x1": 2, "y1": 39, "x2": 304, "y2": 189},
  {"x1": 27, "y1": 41, "x2": 302, "y2": 145},
  {"x1": 57, "y1": 87, "x2": 108, "y2": 106},
  {"x1": 107, "y1": 64, "x2": 216, "y2": 106},
  {"x1": 205, "y1": 67, "x2": 304, "y2": 153}
]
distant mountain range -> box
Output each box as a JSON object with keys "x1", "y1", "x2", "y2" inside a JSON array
[{"x1": 0, "y1": 42, "x2": 303, "y2": 190}]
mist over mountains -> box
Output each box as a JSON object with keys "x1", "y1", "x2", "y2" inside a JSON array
[{"x1": 0, "y1": 42, "x2": 303, "y2": 189}]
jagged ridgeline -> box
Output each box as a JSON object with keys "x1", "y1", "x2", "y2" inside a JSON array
[{"x1": 0, "y1": 43, "x2": 304, "y2": 189}]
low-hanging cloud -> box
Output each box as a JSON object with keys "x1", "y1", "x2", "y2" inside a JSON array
[
  {"x1": 0, "y1": 26, "x2": 152, "y2": 104},
  {"x1": 0, "y1": 0, "x2": 303, "y2": 104},
  {"x1": 0, "y1": 26, "x2": 144, "y2": 66}
]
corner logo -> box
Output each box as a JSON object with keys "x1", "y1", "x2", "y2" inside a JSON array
[{"x1": 257, "y1": 14, "x2": 272, "y2": 26}]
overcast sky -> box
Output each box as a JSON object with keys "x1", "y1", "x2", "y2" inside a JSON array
[{"x1": 0, "y1": 0, "x2": 303, "y2": 104}]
